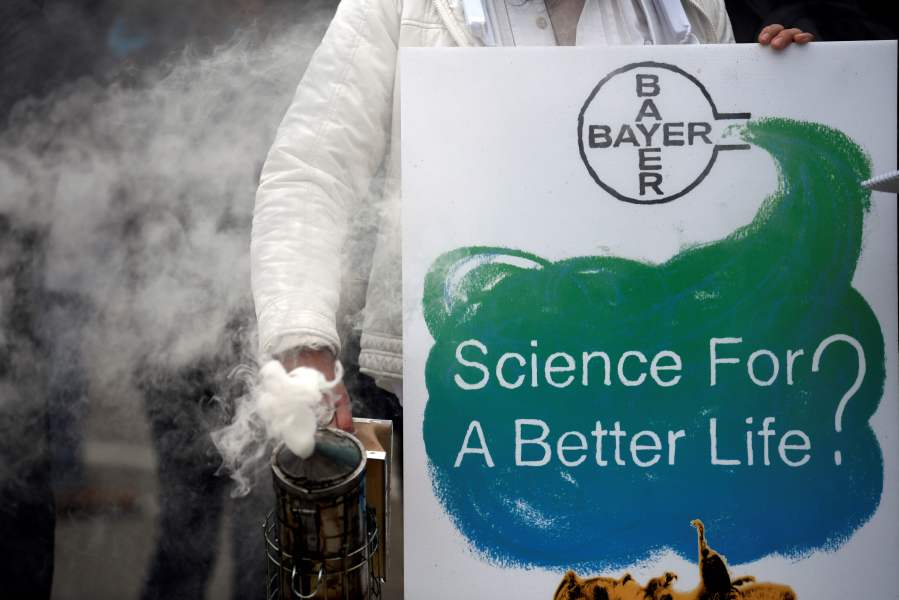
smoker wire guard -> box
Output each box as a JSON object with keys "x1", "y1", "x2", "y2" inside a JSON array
[
  {"x1": 265, "y1": 429, "x2": 385, "y2": 600},
  {"x1": 264, "y1": 508, "x2": 382, "y2": 599}
]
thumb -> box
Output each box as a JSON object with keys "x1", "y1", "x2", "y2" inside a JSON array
[{"x1": 332, "y1": 386, "x2": 354, "y2": 432}]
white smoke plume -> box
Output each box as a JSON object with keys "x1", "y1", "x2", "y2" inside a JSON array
[
  {"x1": 0, "y1": 12, "x2": 333, "y2": 387},
  {"x1": 0, "y1": 3, "x2": 356, "y2": 493},
  {"x1": 212, "y1": 360, "x2": 343, "y2": 496}
]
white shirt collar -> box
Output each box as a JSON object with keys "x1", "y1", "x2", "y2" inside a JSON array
[{"x1": 464, "y1": 0, "x2": 699, "y2": 46}]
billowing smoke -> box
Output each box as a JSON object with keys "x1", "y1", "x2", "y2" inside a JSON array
[
  {"x1": 0, "y1": 5, "x2": 346, "y2": 493},
  {"x1": 212, "y1": 360, "x2": 342, "y2": 496}
]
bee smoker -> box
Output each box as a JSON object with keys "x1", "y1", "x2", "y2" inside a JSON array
[{"x1": 265, "y1": 426, "x2": 387, "y2": 599}]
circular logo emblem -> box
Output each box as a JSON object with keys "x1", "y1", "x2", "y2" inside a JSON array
[{"x1": 578, "y1": 62, "x2": 749, "y2": 205}]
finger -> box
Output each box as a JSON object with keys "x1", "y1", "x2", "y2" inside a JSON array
[
  {"x1": 794, "y1": 32, "x2": 815, "y2": 44},
  {"x1": 758, "y1": 24, "x2": 784, "y2": 45},
  {"x1": 771, "y1": 28, "x2": 802, "y2": 49},
  {"x1": 334, "y1": 392, "x2": 354, "y2": 432}
]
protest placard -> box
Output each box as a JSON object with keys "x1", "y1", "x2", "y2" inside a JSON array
[{"x1": 402, "y1": 42, "x2": 897, "y2": 598}]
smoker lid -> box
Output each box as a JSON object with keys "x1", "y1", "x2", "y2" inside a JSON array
[{"x1": 273, "y1": 428, "x2": 365, "y2": 495}]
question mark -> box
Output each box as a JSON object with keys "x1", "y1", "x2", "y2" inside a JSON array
[{"x1": 811, "y1": 333, "x2": 866, "y2": 466}]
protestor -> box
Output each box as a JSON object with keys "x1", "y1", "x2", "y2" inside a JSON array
[{"x1": 251, "y1": 0, "x2": 813, "y2": 417}]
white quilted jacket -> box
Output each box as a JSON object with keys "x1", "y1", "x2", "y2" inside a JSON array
[{"x1": 251, "y1": 0, "x2": 735, "y2": 384}]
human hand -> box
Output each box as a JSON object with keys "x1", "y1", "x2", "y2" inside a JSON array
[
  {"x1": 758, "y1": 24, "x2": 815, "y2": 50},
  {"x1": 278, "y1": 347, "x2": 354, "y2": 433}
]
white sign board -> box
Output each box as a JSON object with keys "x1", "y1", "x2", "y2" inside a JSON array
[{"x1": 402, "y1": 42, "x2": 897, "y2": 599}]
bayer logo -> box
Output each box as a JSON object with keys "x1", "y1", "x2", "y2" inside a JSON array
[{"x1": 578, "y1": 62, "x2": 750, "y2": 205}]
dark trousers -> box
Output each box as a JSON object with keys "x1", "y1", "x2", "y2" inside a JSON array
[
  {"x1": 139, "y1": 357, "x2": 272, "y2": 600},
  {"x1": 0, "y1": 220, "x2": 54, "y2": 600},
  {"x1": 0, "y1": 392, "x2": 55, "y2": 600}
]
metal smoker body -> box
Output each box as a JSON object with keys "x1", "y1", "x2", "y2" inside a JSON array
[{"x1": 266, "y1": 429, "x2": 381, "y2": 599}]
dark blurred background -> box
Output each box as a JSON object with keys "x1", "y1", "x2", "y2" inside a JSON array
[
  {"x1": 1, "y1": 0, "x2": 327, "y2": 118},
  {"x1": 0, "y1": 1, "x2": 895, "y2": 600},
  {"x1": 727, "y1": 0, "x2": 897, "y2": 45},
  {"x1": 2, "y1": 0, "x2": 897, "y2": 120}
]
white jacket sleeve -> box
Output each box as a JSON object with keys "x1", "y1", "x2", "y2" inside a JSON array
[{"x1": 252, "y1": 0, "x2": 400, "y2": 357}]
